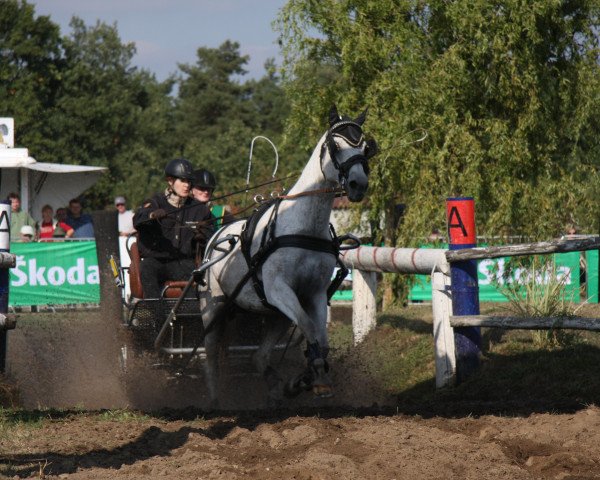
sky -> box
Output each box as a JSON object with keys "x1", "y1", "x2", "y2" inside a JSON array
[{"x1": 31, "y1": 0, "x2": 288, "y2": 81}]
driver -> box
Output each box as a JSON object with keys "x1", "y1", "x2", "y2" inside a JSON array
[{"x1": 133, "y1": 158, "x2": 215, "y2": 298}]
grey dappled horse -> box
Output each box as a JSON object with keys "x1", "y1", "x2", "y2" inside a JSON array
[{"x1": 199, "y1": 105, "x2": 377, "y2": 406}]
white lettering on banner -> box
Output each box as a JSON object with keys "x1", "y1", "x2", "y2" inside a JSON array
[
  {"x1": 67, "y1": 258, "x2": 85, "y2": 285},
  {"x1": 87, "y1": 266, "x2": 99, "y2": 284},
  {"x1": 12, "y1": 256, "x2": 27, "y2": 287},
  {"x1": 10, "y1": 256, "x2": 100, "y2": 287},
  {"x1": 48, "y1": 266, "x2": 66, "y2": 286},
  {"x1": 29, "y1": 259, "x2": 47, "y2": 286},
  {"x1": 478, "y1": 258, "x2": 572, "y2": 286}
]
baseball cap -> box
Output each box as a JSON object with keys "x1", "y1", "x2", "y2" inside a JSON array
[
  {"x1": 114, "y1": 196, "x2": 126, "y2": 206},
  {"x1": 20, "y1": 225, "x2": 35, "y2": 236}
]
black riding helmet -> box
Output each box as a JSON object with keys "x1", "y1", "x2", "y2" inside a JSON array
[
  {"x1": 164, "y1": 158, "x2": 194, "y2": 181},
  {"x1": 193, "y1": 169, "x2": 217, "y2": 190}
]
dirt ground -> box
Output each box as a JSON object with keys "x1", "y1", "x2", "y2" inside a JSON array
[
  {"x1": 2, "y1": 307, "x2": 600, "y2": 479},
  {"x1": 2, "y1": 406, "x2": 600, "y2": 479}
]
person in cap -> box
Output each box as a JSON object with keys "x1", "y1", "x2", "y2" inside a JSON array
[
  {"x1": 114, "y1": 196, "x2": 136, "y2": 237},
  {"x1": 38, "y1": 204, "x2": 74, "y2": 241},
  {"x1": 19, "y1": 225, "x2": 35, "y2": 242},
  {"x1": 133, "y1": 158, "x2": 215, "y2": 298}
]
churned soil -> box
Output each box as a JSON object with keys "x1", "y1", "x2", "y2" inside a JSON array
[
  {"x1": 3, "y1": 307, "x2": 600, "y2": 478},
  {"x1": 2, "y1": 406, "x2": 600, "y2": 479}
]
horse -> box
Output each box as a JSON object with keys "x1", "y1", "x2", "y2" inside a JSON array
[{"x1": 198, "y1": 105, "x2": 378, "y2": 407}]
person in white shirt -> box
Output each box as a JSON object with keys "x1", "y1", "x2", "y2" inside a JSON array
[{"x1": 114, "y1": 196, "x2": 136, "y2": 237}]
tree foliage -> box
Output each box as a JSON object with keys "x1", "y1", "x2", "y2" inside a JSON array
[
  {"x1": 174, "y1": 41, "x2": 297, "y2": 203},
  {"x1": 277, "y1": 0, "x2": 600, "y2": 243},
  {"x1": 0, "y1": 1, "x2": 291, "y2": 211}
]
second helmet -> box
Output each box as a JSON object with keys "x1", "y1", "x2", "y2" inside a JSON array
[{"x1": 193, "y1": 169, "x2": 217, "y2": 189}]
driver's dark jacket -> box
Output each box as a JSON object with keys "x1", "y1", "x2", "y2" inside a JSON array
[{"x1": 133, "y1": 193, "x2": 214, "y2": 260}]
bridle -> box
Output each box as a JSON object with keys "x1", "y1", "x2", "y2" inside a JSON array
[{"x1": 320, "y1": 120, "x2": 378, "y2": 189}]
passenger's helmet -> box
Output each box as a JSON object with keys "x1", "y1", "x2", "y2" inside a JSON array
[
  {"x1": 164, "y1": 158, "x2": 194, "y2": 181},
  {"x1": 193, "y1": 169, "x2": 217, "y2": 190}
]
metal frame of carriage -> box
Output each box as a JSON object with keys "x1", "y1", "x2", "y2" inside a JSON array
[{"x1": 109, "y1": 232, "x2": 301, "y2": 371}]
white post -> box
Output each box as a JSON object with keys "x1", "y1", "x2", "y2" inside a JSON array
[
  {"x1": 432, "y1": 271, "x2": 456, "y2": 387},
  {"x1": 20, "y1": 167, "x2": 29, "y2": 215},
  {"x1": 352, "y1": 269, "x2": 377, "y2": 344}
]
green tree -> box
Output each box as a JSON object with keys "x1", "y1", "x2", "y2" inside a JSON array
[
  {"x1": 175, "y1": 43, "x2": 293, "y2": 203},
  {"x1": 0, "y1": 0, "x2": 63, "y2": 152},
  {"x1": 54, "y1": 18, "x2": 176, "y2": 208},
  {"x1": 277, "y1": 0, "x2": 600, "y2": 245}
]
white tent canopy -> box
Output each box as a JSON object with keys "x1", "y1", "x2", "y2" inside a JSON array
[{"x1": 0, "y1": 147, "x2": 107, "y2": 222}]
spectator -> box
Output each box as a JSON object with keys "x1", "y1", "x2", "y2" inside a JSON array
[
  {"x1": 115, "y1": 196, "x2": 136, "y2": 237},
  {"x1": 19, "y1": 225, "x2": 35, "y2": 242},
  {"x1": 66, "y1": 198, "x2": 94, "y2": 238},
  {"x1": 8, "y1": 192, "x2": 36, "y2": 241},
  {"x1": 55, "y1": 207, "x2": 68, "y2": 223},
  {"x1": 39, "y1": 204, "x2": 74, "y2": 241}
]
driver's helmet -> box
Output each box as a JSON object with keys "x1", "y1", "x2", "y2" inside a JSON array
[
  {"x1": 164, "y1": 158, "x2": 194, "y2": 181},
  {"x1": 193, "y1": 169, "x2": 217, "y2": 190}
]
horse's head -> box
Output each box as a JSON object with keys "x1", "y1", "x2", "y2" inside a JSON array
[{"x1": 320, "y1": 105, "x2": 378, "y2": 202}]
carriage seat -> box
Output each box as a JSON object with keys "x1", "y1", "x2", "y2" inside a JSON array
[{"x1": 127, "y1": 240, "x2": 193, "y2": 300}]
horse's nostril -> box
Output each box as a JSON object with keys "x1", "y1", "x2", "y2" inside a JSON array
[{"x1": 348, "y1": 180, "x2": 358, "y2": 190}]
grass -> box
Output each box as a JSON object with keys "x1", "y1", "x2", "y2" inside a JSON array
[
  {"x1": 328, "y1": 302, "x2": 600, "y2": 413},
  {"x1": 493, "y1": 255, "x2": 582, "y2": 349}
]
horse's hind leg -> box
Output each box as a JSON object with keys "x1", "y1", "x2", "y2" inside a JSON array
[
  {"x1": 252, "y1": 316, "x2": 290, "y2": 407},
  {"x1": 199, "y1": 284, "x2": 227, "y2": 410}
]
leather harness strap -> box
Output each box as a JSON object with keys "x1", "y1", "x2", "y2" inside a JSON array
[{"x1": 234, "y1": 200, "x2": 342, "y2": 310}]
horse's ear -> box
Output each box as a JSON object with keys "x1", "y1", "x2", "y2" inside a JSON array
[
  {"x1": 329, "y1": 105, "x2": 341, "y2": 126},
  {"x1": 355, "y1": 108, "x2": 368, "y2": 126}
]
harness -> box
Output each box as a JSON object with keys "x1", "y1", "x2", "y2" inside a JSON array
[
  {"x1": 235, "y1": 199, "x2": 347, "y2": 309},
  {"x1": 216, "y1": 118, "x2": 375, "y2": 310}
]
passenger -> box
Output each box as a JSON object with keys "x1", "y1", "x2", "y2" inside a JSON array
[
  {"x1": 66, "y1": 198, "x2": 95, "y2": 238},
  {"x1": 39, "y1": 204, "x2": 74, "y2": 241},
  {"x1": 114, "y1": 196, "x2": 136, "y2": 237},
  {"x1": 133, "y1": 158, "x2": 214, "y2": 299},
  {"x1": 19, "y1": 225, "x2": 35, "y2": 242},
  {"x1": 191, "y1": 169, "x2": 216, "y2": 204},
  {"x1": 192, "y1": 168, "x2": 234, "y2": 227},
  {"x1": 7, "y1": 192, "x2": 36, "y2": 242}
]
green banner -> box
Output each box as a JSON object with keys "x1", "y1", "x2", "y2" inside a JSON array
[
  {"x1": 10, "y1": 241, "x2": 100, "y2": 306},
  {"x1": 331, "y1": 249, "x2": 582, "y2": 303},
  {"x1": 409, "y1": 251, "x2": 581, "y2": 302}
]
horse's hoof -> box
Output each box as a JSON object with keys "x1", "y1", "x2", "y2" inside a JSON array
[
  {"x1": 283, "y1": 378, "x2": 303, "y2": 398},
  {"x1": 313, "y1": 384, "x2": 334, "y2": 398}
]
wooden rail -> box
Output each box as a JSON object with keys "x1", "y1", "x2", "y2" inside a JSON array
[
  {"x1": 445, "y1": 236, "x2": 600, "y2": 263},
  {"x1": 450, "y1": 315, "x2": 600, "y2": 331}
]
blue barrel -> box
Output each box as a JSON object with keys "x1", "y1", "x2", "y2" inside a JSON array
[{"x1": 446, "y1": 197, "x2": 481, "y2": 382}]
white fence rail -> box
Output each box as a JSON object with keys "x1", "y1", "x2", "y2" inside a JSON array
[{"x1": 341, "y1": 239, "x2": 600, "y2": 389}]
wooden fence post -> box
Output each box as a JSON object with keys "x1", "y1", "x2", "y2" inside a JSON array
[
  {"x1": 352, "y1": 269, "x2": 377, "y2": 344},
  {"x1": 432, "y1": 271, "x2": 456, "y2": 387}
]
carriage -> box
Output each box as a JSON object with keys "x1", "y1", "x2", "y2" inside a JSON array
[{"x1": 108, "y1": 106, "x2": 377, "y2": 406}]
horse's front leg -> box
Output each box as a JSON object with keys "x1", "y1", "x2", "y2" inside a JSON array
[
  {"x1": 299, "y1": 291, "x2": 332, "y2": 398},
  {"x1": 264, "y1": 283, "x2": 332, "y2": 398}
]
